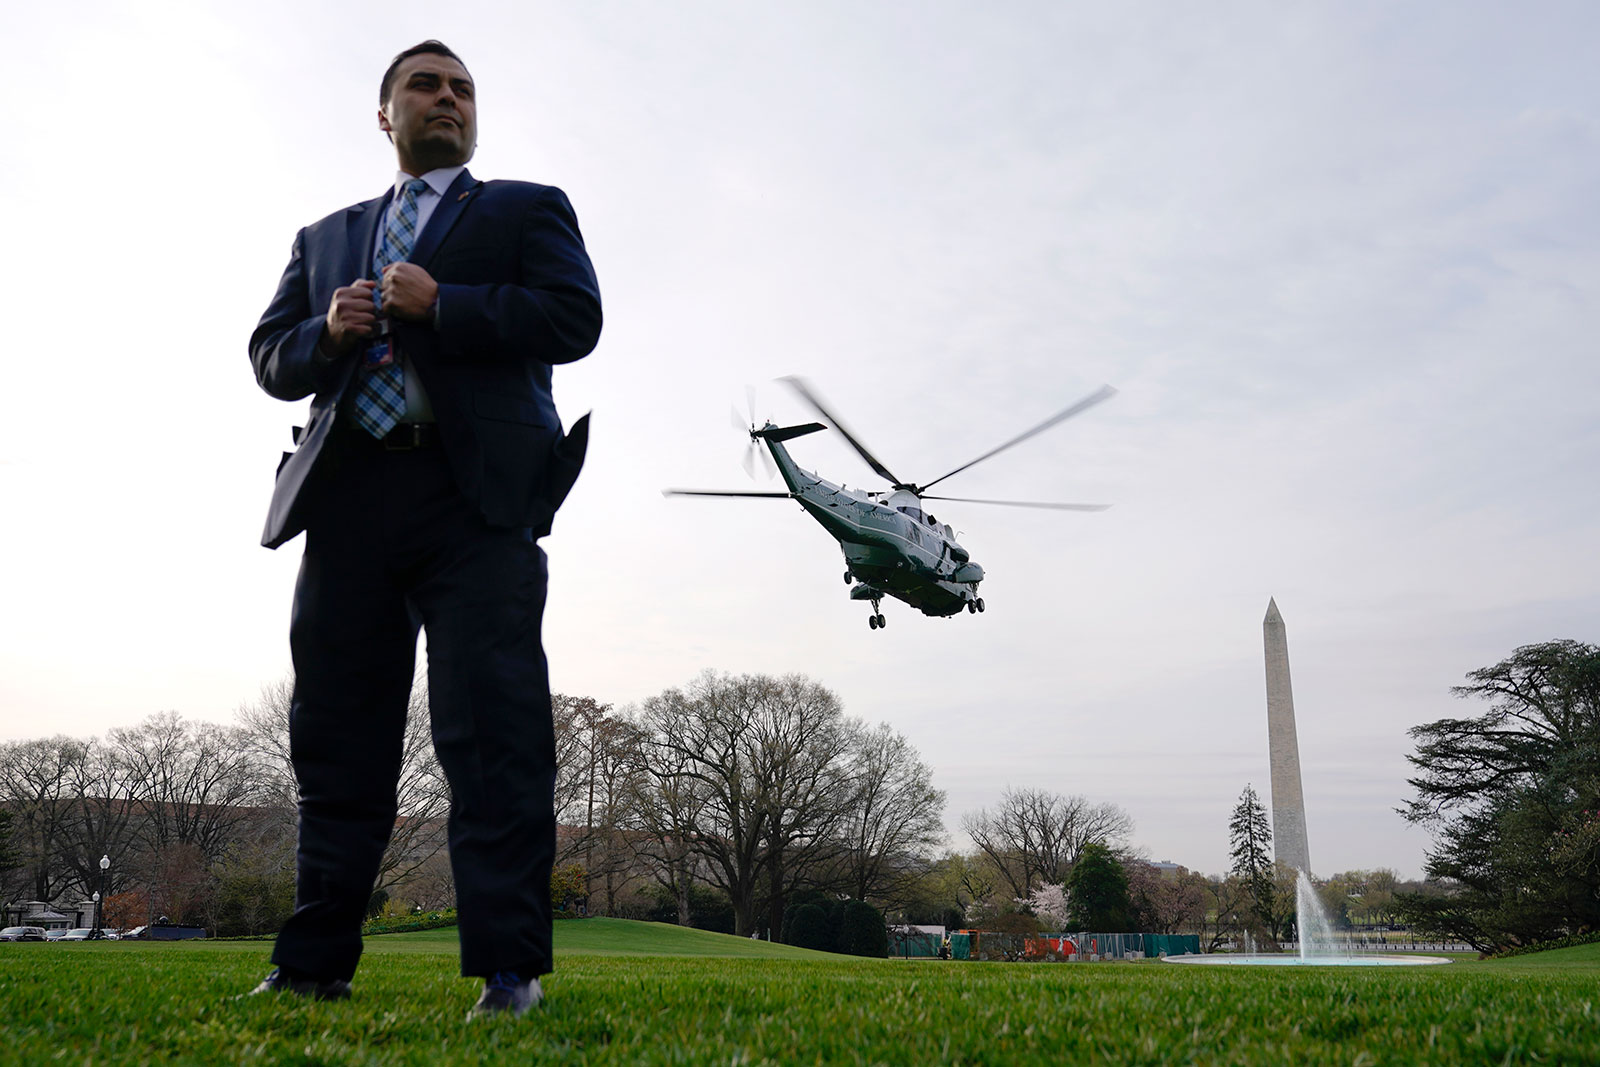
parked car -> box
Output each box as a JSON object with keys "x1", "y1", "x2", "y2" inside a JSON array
[
  {"x1": 0, "y1": 926, "x2": 46, "y2": 941},
  {"x1": 43, "y1": 930, "x2": 68, "y2": 941},
  {"x1": 58, "y1": 929, "x2": 98, "y2": 941}
]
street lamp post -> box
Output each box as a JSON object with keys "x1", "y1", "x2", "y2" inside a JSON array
[{"x1": 94, "y1": 855, "x2": 109, "y2": 939}]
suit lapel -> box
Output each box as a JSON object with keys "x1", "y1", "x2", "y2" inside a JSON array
[
  {"x1": 410, "y1": 169, "x2": 480, "y2": 268},
  {"x1": 345, "y1": 190, "x2": 393, "y2": 280}
]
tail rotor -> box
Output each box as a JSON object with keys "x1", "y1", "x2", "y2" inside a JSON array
[{"x1": 731, "y1": 387, "x2": 776, "y2": 480}]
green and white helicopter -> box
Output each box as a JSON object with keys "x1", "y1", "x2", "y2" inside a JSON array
[{"x1": 665, "y1": 378, "x2": 1115, "y2": 630}]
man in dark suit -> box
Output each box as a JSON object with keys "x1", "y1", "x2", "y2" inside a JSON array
[{"x1": 247, "y1": 40, "x2": 600, "y2": 1018}]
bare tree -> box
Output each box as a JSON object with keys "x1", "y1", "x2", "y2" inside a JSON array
[
  {"x1": 1126, "y1": 861, "x2": 1210, "y2": 934},
  {"x1": 636, "y1": 674, "x2": 768, "y2": 934},
  {"x1": 628, "y1": 703, "x2": 711, "y2": 926},
  {"x1": 378, "y1": 686, "x2": 451, "y2": 891},
  {"x1": 58, "y1": 739, "x2": 142, "y2": 898},
  {"x1": 584, "y1": 713, "x2": 647, "y2": 915},
  {"x1": 635, "y1": 672, "x2": 860, "y2": 936},
  {"x1": 836, "y1": 722, "x2": 946, "y2": 905},
  {"x1": 1204, "y1": 874, "x2": 1253, "y2": 951},
  {"x1": 549, "y1": 694, "x2": 647, "y2": 905},
  {"x1": 111, "y1": 713, "x2": 263, "y2": 864},
  {"x1": 235, "y1": 676, "x2": 298, "y2": 811},
  {"x1": 962, "y1": 788, "x2": 1133, "y2": 898},
  {"x1": 550, "y1": 693, "x2": 606, "y2": 859},
  {"x1": 755, "y1": 674, "x2": 857, "y2": 935},
  {"x1": 0, "y1": 737, "x2": 89, "y2": 901},
  {"x1": 954, "y1": 851, "x2": 1003, "y2": 922},
  {"x1": 232, "y1": 676, "x2": 450, "y2": 894},
  {"x1": 397, "y1": 848, "x2": 457, "y2": 911}
]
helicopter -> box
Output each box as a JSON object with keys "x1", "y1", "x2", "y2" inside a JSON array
[{"x1": 664, "y1": 377, "x2": 1115, "y2": 630}]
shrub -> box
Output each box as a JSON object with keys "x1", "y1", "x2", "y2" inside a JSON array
[
  {"x1": 362, "y1": 909, "x2": 458, "y2": 936},
  {"x1": 551, "y1": 864, "x2": 587, "y2": 914},
  {"x1": 212, "y1": 872, "x2": 294, "y2": 938},
  {"x1": 642, "y1": 884, "x2": 737, "y2": 934},
  {"x1": 782, "y1": 890, "x2": 832, "y2": 945},
  {"x1": 838, "y1": 900, "x2": 888, "y2": 958},
  {"x1": 788, "y1": 904, "x2": 834, "y2": 952}
]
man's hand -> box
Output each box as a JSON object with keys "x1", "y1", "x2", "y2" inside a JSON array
[
  {"x1": 324, "y1": 279, "x2": 379, "y2": 351},
  {"x1": 381, "y1": 263, "x2": 440, "y2": 322}
]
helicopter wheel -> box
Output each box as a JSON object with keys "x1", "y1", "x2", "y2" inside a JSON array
[
  {"x1": 966, "y1": 601, "x2": 977, "y2": 614},
  {"x1": 868, "y1": 615, "x2": 879, "y2": 630},
  {"x1": 976, "y1": 598, "x2": 986, "y2": 613},
  {"x1": 876, "y1": 614, "x2": 886, "y2": 628},
  {"x1": 843, "y1": 570, "x2": 852, "y2": 584}
]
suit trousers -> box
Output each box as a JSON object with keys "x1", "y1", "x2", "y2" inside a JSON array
[{"x1": 271, "y1": 429, "x2": 557, "y2": 981}]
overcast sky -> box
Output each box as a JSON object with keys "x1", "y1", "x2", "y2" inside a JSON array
[{"x1": 3, "y1": 1, "x2": 1595, "y2": 880}]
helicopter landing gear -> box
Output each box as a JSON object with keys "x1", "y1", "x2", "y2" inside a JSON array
[
  {"x1": 966, "y1": 597, "x2": 987, "y2": 614},
  {"x1": 843, "y1": 570, "x2": 853, "y2": 584},
  {"x1": 867, "y1": 600, "x2": 885, "y2": 630},
  {"x1": 976, "y1": 598, "x2": 985, "y2": 612}
]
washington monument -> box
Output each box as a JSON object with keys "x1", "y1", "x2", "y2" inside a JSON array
[{"x1": 1263, "y1": 598, "x2": 1312, "y2": 874}]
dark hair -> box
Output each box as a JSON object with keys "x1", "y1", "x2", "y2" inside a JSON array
[{"x1": 380, "y1": 40, "x2": 469, "y2": 105}]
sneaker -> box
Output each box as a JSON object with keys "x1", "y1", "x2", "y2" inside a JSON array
[
  {"x1": 243, "y1": 967, "x2": 351, "y2": 1001},
  {"x1": 468, "y1": 971, "x2": 543, "y2": 1019}
]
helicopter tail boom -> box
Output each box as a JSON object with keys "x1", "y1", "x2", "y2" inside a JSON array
[{"x1": 753, "y1": 422, "x2": 827, "y2": 443}]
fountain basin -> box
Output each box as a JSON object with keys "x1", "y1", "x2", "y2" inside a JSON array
[{"x1": 1165, "y1": 954, "x2": 1452, "y2": 967}]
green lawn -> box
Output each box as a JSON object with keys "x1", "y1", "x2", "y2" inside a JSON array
[
  {"x1": 3, "y1": 923, "x2": 1597, "y2": 1065},
  {"x1": 379, "y1": 916, "x2": 833, "y2": 959}
]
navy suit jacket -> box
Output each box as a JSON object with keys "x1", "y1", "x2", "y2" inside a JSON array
[{"x1": 250, "y1": 169, "x2": 602, "y2": 549}]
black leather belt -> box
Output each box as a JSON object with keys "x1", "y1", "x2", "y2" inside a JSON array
[{"x1": 371, "y1": 423, "x2": 440, "y2": 451}]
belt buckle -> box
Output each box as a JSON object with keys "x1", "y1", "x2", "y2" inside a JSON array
[{"x1": 383, "y1": 424, "x2": 421, "y2": 451}]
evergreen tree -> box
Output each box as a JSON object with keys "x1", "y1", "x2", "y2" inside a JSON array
[
  {"x1": 1399, "y1": 640, "x2": 1600, "y2": 950},
  {"x1": 1063, "y1": 843, "x2": 1133, "y2": 931},
  {"x1": 1229, "y1": 784, "x2": 1275, "y2": 932}
]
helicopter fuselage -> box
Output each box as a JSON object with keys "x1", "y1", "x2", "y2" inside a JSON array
[
  {"x1": 764, "y1": 428, "x2": 983, "y2": 617},
  {"x1": 668, "y1": 379, "x2": 1112, "y2": 629}
]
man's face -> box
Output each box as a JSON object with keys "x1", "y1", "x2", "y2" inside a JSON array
[{"x1": 379, "y1": 53, "x2": 477, "y2": 174}]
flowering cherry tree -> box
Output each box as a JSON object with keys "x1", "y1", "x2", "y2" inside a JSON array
[{"x1": 1019, "y1": 882, "x2": 1070, "y2": 929}]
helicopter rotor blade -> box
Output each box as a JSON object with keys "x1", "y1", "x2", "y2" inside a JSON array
[
  {"x1": 920, "y1": 494, "x2": 1110, "y2": 512},
  {"x1": 779, "y1": 375, "x2": 909, "y2": 489},
  {"x1": 730, "y1": 404, "x2": 750, "y2": 433},
  {"x1": 745, "y1": 383, "x2": 758, "y2": 427},
  {"x1": 741, "y1": 445, "x2": 758, "y2": 480},
  {"x1": 919, "y1": 384, "x2": 1117, "y2": 492},
  {"x1": 758, "y1": 444, "x2": 776, "y2": 480},
  {"x1": 663, "y1": 489, "x2": 795, "y2": 499}
]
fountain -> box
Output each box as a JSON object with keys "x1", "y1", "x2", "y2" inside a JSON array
[
  {"x1": 1167, "y1": 871, "x2": 1451, "y2": 967},
  {"x1": 1295, "y1": 868, "x2": 1338, "y2": 960}
]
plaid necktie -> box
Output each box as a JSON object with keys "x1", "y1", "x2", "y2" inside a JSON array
[{"x1": 353, "y1": 177, "x2": 430, "y2": 438}]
